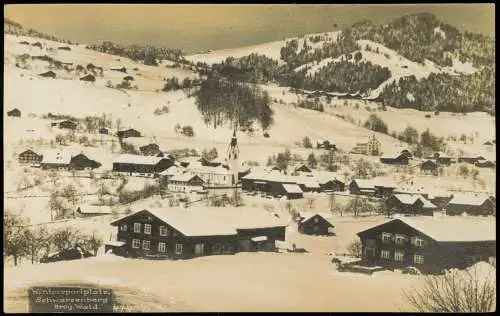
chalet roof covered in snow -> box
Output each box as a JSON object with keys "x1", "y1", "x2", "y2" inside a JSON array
[
  {"x1": 113, "y1": 154, "x2": 166, "y2": 165},
  {"x1": 40, "y1": 150, "x2": 72, "y2": 165},
  {"x1": 447, "y1": 194, "x2": 494, "y2": 206},
  {"x1": 188, "y1": 165, "x2": 232, "y2": 175},
  {"x1": 292, "y1": 176, "x2": 321, "y2": 188},
  {"x1": 114, "y1": 207, "x2": 288, "y2": 237},
  {"x1": 169, "y1": 173, "x2": 204, "y2": 183},
  {"x1": 351, "y1": 178, "x2": 397, "y2": 189},
  {"x1": 282, "y1": 183, "x2": 303, "y2": 194},
  {"x1": 158, "y1": 165, "x2": 184, "y2": 176},
  {"x1": 299, "y1": 212, "x2": 333, "y2": 224},
  {"x1": 391, "y1": 194, "x2": 437, "y2": 208},
  {"x1": 311, "y1": 171, "x2": 344, "y2": 184}
]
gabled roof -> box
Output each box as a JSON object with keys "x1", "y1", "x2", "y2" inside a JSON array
[
  {"x1": 390, "y1": 194, "x2": 437, "y2": 209},
  {"x1": 351, "y1": 178, "x2": 397, "y2": 189},
  {"x1": 299, "y1": 212, "x2": 334, "y2": 227},
  {"x1": 170, "y1": 173, "x2": 204, "y2": 183},
  {"x1": 158, "y1": 165, "x2": 184, "y2": 176},
  {"x1": 447, "y1": 194, "x2": 494, "y2": 206},
  {"x1": 358, "y1": 217, "x2": 496, "y2": 242},
  {"x1": 111, "y1": 206, "x2": 288, "y2": 237},
  {"x1": 40, "y1": 150, "x2": 72, "y2": 165},
  {"x1": 311, "y1": 171, "x2": 344, "y2": 185},
  {"x1": 380, "y1": 152, "x2": 407, "y2": 160},
  {"x1": 19, "y1": 149, "x2": 41, "y2": 156},
  {"x1": 292, "y1": 176, "x2": 320, "y2": 188},
  {"x1": 282, "y1": 183, "x2": 303, "y2": 194},
  {"x1": 113, "y1": 154, "x2": 168, "y2": 165}
]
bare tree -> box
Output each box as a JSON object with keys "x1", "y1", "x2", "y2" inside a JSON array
[
  {"x1": 403, "y1": 264, "x2": 496, "y2": 312},
  {"x1": 4, "y1": 210, "x2": 30, "y2": 266},
  {"x1": 347, "y1": 239, "x2": 362, "y2": 258},
  {"x1": 26, "y1": 226, "x2": 50, "y2": 264},
  {"x1": 82, "y1": 232, "x2": 103, "y2": 256}
]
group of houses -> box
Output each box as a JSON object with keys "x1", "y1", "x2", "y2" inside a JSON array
[{"x1": 18, "y1": 149, "x2": 101, "y2": 170}]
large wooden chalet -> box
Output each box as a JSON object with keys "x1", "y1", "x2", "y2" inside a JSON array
[
  {"x1": 357, "y1": 217, "x2": 496, "y2": 274},
  {"x1": 379, "y1": 152, "x2": 410, "y2": 165},
  {"x1": 117, "y1": 128, "x2": 141, "y2": 139},
  {"x1": 70, "y1": 153, "x2": 102, "y2": 170},
  {"x1": 167, "y1": 173, "x2": 205, "y2": 193},
  {"x1": 420, "y1": 159, "x2": 438, "y2": 174},
  {"x1": 445, "y1": 194, "x2": 496, "y2": 216},
  {"x1": 241, "y1": 169, "x2": 304, "y2": 199},
  {"x1": 112, "y1": 154, "x2": 174, "y2": 177},
  {"x1": 349, "y1": 178, "x2": 397, "y2": 198},
  {"x1": 385, "y1": 194, "x2": 438, "y2": 216},
  {"x1": 106, "y1": 207, "x2": 288, "y2": 259},
  {"x1": 18, "y1": 149, "x2": 43, "y2": 165},
  {"x1": 40, "y1": 150, "x2": 101, "y2": 170},
  {"x1": 51, "y1": 119, "x2": 77, "y2": 130}
]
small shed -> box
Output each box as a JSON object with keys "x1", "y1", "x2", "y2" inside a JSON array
[
  {"x1": 420, "y1": 159, "x2": 438, "y2": 174},
  {"x1": 80, "y1": 74, "x2": 96, "y2": 82},
  {"x1": 99, "y1": 127, "x2": 109, "y2": 135},
  {"x1": 76, "y1": 205, "x2": 112, "y2": 217},
  {"x1": 282, "y1": 183, "x2": 303, "y2": 200},
  {"x1": 7, "y1": 108, "x2": 21, "y2": 117}
]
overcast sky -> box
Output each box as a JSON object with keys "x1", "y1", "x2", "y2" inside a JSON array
[{"x1": 4, "y1": 4, "x2": 495, "y2": 54}]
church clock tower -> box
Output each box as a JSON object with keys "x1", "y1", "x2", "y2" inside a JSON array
[{"x1": 227, "y1": 129, "x2": 240, "y2": 186}]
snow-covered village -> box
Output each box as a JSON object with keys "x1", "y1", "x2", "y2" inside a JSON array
[{"x1": 3, "y1": 4, "x2": 496, "y2": 313}]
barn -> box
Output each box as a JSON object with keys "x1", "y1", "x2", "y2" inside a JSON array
[
  {"x1": 297, "y1": 212, "x2": 334, "y2": 235},
  {"x1": 445, "y1": 194, "x2": 496, "y2": 216},
  {"x1": 70, "y1": 153, "x2": 102, "y2": 170},
  {"x1": 112, "y1": 154, "x2": 174, "y2": 176},
  {"x1": 357, "y1": 216, "x2": 496, "y2": 274},
  {"x1": 56, "y1": 120, "x2": 77, "y2": 130},
  {"x1": 385, "y1": 194, "x2": 438, "y2": 216},
  {"x1": 117, "y1": 128, "x2": 142, "y2": 139},
  {"x1": 76, "y1": 205, "x2": 112, "y2": 218},
  {"x1": 40, "y1": 150, "x2": 72, "y2": 170},
  {"x1": 106, "y1": 207, "x2": 287, "y2": 259},
  {"x1": 379, "y1": 153, "x2": 410, "y2": 165},
  {"x1": 7, "y1": 108, "x2": 21, "y2": 117},
  {"x1": 420, "y1": 159, "x2": 438, "y2": 174}
]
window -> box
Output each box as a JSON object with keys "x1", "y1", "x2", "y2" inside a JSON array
[
  {"x1": 223, "y1": 243, "x2": 233, "y2": 254},
  {"x1": 382, "y1": 232, "x2": 393, "y2": 243},
  {"x1": 134, "y1": 222, "x2": 141, "y2": 233},
  {"x1": 394, "y1": 250, "x2": 404, "y2": 262},
  {"x1": 144, "y1": 224, "x2": 152, "y2": 235},
  {"x1": 414, "y1": 254, "x2": 424, "y2": 265},
  {"x1": 132, "y1": 239, "x2": 140, "y2": 249},
  {"x1": 120, "y1": 224, "x2": 127, "y2": 232},
  {"x1": 175, "y1": 243, "x2": 183, "y2": 255},
  {"x1": 366, "y1": 238, "x2": 376, "y2": 247},
  {"x1": 411, "y1": 237, "x2": 425, "y2": 247},
  {"x1": 142, "y1": 240, "x2": 150, "y2": 250},
  {"x1": 395, "y1": 234, "x2": 406, "y2": 245},
  {"x1": 380, "y1": 250, "x2": 391, "y2": 260},
  {"x1": 159, "y1": 226, "x2": 168, "y2": 236},
  {"x1": 158, "y1": 242, "x2": 166, "y2": 253},
  {"x1": 213, "y1": 243, "x2": 222, "y2": 254}
]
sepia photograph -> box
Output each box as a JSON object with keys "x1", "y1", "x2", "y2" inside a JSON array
[{"x1": 3, "y1": 3, "x2": 496, "y2": 312}]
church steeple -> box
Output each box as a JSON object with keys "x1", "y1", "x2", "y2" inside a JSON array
[{"x1": 227, "y1": 129, "x2": 239, "y2": 186}]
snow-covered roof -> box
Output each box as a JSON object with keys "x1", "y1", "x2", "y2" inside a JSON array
[
  {"x1": 170, "y1": 173, "x2": 204, "y2": 183},
  {"x1": 40, "y1": 150, "x2": 72, "y2": 165},
  {"x1": 282, "y1": 183, "x2": 303, "y2": 194},
  {"x1": 392, "y1": 194, "x2": 437, "y2": 208},
  {"x1": 113, "y1": 154, "x2": 166, "y2": 165},
  {"x1": 118, "y1": 207, "x2": 288, "y2": 237},
  {"x1": 292, "y1": 176, "x2": 320, "y2": 188},
  {"x1": 188, "y1": 165, "x2": 232, "y2": 175},
  {"x1": 311, "y1": 171, "x2": 343, "y2": 184},
  {"x1": 299, "y1": 212, "x2": 333, "y2": 224},
  {"x1": 77, "y1": 205, "x2": 112, "y2": 214},
  {"x1": 105, "y1": 241, "x2": 126, "y2": 247},
  {"x1": 158, "y1": 165, "x2": 184, "y2": 176},
  {"x1": 400, "y1": 216, "x2": 496, "y2": 242},
  {"x1": 448, "y1": 194, "x2": 494, "y2": 206}
]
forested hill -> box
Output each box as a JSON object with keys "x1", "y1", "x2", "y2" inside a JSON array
[
  {"x1": 4, "y1": 18, "x2": 75, "y2": 45},
  {"x1": 199, "y1": 13, "x2": 495, "y2": 114}
]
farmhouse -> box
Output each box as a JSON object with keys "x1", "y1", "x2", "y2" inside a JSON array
[
  {"x1": 241, "y1": 169, "x2": 304, "y2": 198},
  {"x1": 76, "y1": 205, "x2": 112, "y2": 218},
  {"x1": 349, "y1": 178, "x2": 397, "y2": 197},
  {"x1": 80, "y1": 74, "x2": 96, "y2": 82},
  {"x1": 106, "y1": 207, "x2": 287, "y2": 259},
  {"x1": 292, "y1": 175, "x2": 321, "y2": 193},
  {"x1": 18, "y1": 149, "x2": 43, "y2": 165},
  {"x1": 117, "y1": 128, "x2": 142, "y2": 138},
  {"x1": 40, "y1": 150, "x2": 72, "y2": 170},
  {"x1": 445, "y1": 194, "x2": 495, "y2": 216},
  {"x1": 313, "y1": 171, "x2": 345, "y2": 192},
  {"x1": 69, "y1": 153, "x2": 102, "y2": 170},
  {"x1": 139, "y1": 143, "x2": 162, "y2": 156},
  {"x1": 385, "y1": 194, "x2": 438, "y2": 216},
  {"x1": 7, "y1": 108, "x2": 21, "y2": 117},
  {"x1": 282, "y1": 183, "x2": 304, "y2": 199},
  {"x1": 297, "y1": 212, "x2": 334, "y2": 235},
  {"x1": 379, "y1": 152, "x2": 410, "y2": 165},
  {"x1": 167, "y1": 173, "x2": 205, "y2": 193},
  {"x1": 420, "y1": 159, "x2": 438, "y2": 174},
  {"x1": 38, "y1": 70, "x2": 57, "y2": 78},
  {"x1": 289, "y1": 163, "x2": 312, "y2": 176},
  {"x1": 357, "y1": 217, "x2": 496, "y2": 274},
  {"x1": 112, "y1": 154, "x2": 174, "y2": 176},
  {"x1": 425, "y1": 152, "x2": 454, "y2": 165}
]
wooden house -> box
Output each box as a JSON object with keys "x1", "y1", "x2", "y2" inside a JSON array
[
  {"x1": 420, "y1": 159, "x2": 438, "y2": 174},
  {"x1": 187, "y1": 164, "x2": 234, "y2": 187},
  {"x1": 55, "y1": 120, "x2": 77, "y2": 130},
  {"x1": 38, "y1": 70, "x2": 57, "y2": 79},
  {"x1": 40, "y1": 150, "x2": 72, "y2": 170},
  {"x1": 385, "y1": 194, "x2": 438, "y2": 216},
  {"x1": 292, "y1": 175, "x2": 321, "y2": 193},
  {"x1": 297, "y1": 212, "x2": 334, "y2": 235},
  {"x1": 112, "y1": 154, "x2": 174, "y2": 176},
  {"x1": 241, "y1": 169, "x2": 303, "y2": 198},
  {"x1": 313, "y1": 172, "x2": 345, "y2": 192},
  {"x1": 123, "y1": 75, "x2": 135, "y2": 81},
  {"x1": 70, "y1": 153, "x2": 101, "y2": 170},
  {"x1": 117, "y1": 128, "x2": 141, "y2": 139},
  {"x1": 282, "y1": 184, "x2": 304, "y2": 199},
  {"x1": 80, "y1": 74, "x2": 96, "y2": 82},
  {"x1": 349, "y1": 179, "x2": 397, "y2": 198},
  {"x1": 445, "y1": 194, "x2": 496, "y2": 216},
  {"x1": 357, "y1": 217, "x2": 496, "y2": 274},
  {"x1": 399, "y1": 149, "x2": 413, "y2": 159},
  {"x1": 7, "y1": 108, "x2": 21, "y2": 117},
  {"x1": 18, "y1": 148, "x2": 43, "y2": 164},
  {"x1": 106, "y1": 207, "x2": 287, "y2": 259},
  {"x1": 167, "y1": 173, "x2": 205, "y2": 193},
  {"x1": 139, "y1": 143, "x2": 162, "y2": 156},
  {"x1": 425, "y1": 152, "x2": 453, "y2": 165},
  {"x1": 316, "y1": 140, "x2": 338, "y2": 151},
  {"x1": 99, "y1": 127, "x2": 109, "y2": 135},
  {"x1": 18, "y1": 149, "x2": 43, "y2": 165},
  {"x1": 379, "y1": 153, "x2": 410, "y2": 165},
  {"x1": 76, "y1": 205, "x2": 112, "y2": 218}
]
